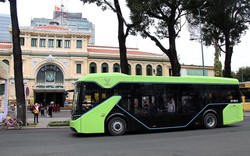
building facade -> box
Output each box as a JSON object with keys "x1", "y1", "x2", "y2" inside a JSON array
[
  {"x1": 0, "y1": 14, "x2": 11, "y2": 42},
  {"x1": 31, "y1": 10, "x2": 95, "y2": 44}
]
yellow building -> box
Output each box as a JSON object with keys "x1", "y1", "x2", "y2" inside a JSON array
[
  {"x1": 240, "y1": 82, "x2": 250, "y2": 111},
  {"x1": 0, "y1": 25, "x2": 214, "y2": 106}
]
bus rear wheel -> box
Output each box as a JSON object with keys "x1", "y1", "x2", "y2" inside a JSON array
[
  {"x1": 108, "y1": 117, "x2": 127, "y2": 136},
  {"x1": 203, "y1": 113, "x2": 217, "y2": 129}
]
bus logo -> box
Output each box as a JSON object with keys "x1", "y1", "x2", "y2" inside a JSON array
[{"x1": 104, "y1": 78, "x2": 111, "y2": 86}]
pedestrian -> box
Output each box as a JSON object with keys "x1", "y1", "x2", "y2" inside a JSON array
[
  {"x1": 56, "y1": 103, "x2": 60, "y2": 112},
  {"x1": 48, "y1": 102, "x2": 53, "y2": 117},
  {"x1": 46, "y1": 105, "x2": 49, "y2": 117},
  {"x1": 33, "y1": 103, "x2": 39, "y2": 123},
  {"x1": 13, "y1": 104, "x2": 17, "y2": 117},
  {"x1": 52, "y1": 103, "x2": 55, "y2": 112},
  {"x1": 40, "y1": 104, "x2": 45, "y2": 116}
]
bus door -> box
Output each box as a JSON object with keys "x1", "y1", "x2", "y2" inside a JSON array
[
  {"x1": 154, "y1": 84, "x2": 200, "y2": 128},
  {"x1": 174, "y1": 85, "x2": 201, "y2": 127},
  {"x1": 134, "y1": 96, "x2": 153, "y2": 127},
  {"x1": 153, "y1": 95, "x2": 179, "y2": 128}
]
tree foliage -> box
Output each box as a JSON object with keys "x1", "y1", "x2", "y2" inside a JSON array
[
  {"x1": 80, "y1": 0, "x2": 132, "y2": 74},
  {"x1": 184, "y1": 0, "x2": 250, "y2": 77},
  {"x1": 233, "y1": 67, "x2": 250, "y2": 82},
  {"x1": 127, "y1": 0, "x2": 186, "y2": 76}
]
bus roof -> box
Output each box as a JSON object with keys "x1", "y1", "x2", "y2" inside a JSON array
[{"x1": 77, "y1": 73, "x2": 239, "y2": 88}]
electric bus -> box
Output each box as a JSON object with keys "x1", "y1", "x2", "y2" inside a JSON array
[{"x1": 70, "y1": 73, "x2": 243, "y2": 135}]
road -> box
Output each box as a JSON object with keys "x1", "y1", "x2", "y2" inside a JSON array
[{"x1": 0, "y1": 117, "x2": 250, "y2": 156}]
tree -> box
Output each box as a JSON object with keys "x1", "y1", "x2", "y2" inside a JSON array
[
  {"x1": 80, "y1": 0, "x2": 133, "y2": 74},
  {"x1": 1, "y1": 0, "x2": 26, "y2": 124},
  {"x1": 127, "y1": 0, "x2": 186, "y2": 76},
  {"x1": 233, "y1": 67, "x2": 250, "y2": 82},
  {"x1": 185, "y1": 0, "x2": 250, "y2": 77},
  {"x1": 214, "y1": 45, "x2": 223, "y2": 77}
]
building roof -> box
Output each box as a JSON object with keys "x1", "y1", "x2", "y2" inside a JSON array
[
  {"x1": 0, "y1": 42, "x2": 167, "y2": 61},
  {"x1": 0, "y1": 42, "x2": 12, "y2": 50},
  {"x1": 87, "y1": 45, "x2": 164, "y2": 57}
]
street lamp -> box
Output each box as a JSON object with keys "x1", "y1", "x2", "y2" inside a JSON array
[{"x1": 197, "y1": 2, "x2": 207, "y2": 76}]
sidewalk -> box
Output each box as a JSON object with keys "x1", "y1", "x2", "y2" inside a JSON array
[
  {"x1": 244, "y1": 111, "x2": 250, "y2": 117},
  {"x1": 26, "y1": 109, "x2": 71, "y2": 129}
]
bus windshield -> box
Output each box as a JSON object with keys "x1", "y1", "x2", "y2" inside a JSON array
[
  {"x1": 71, "y1": 82, "x2": 113, "y2": 118},
  {"x1": 71, "y1": 83, "x2": 81, "y2": 116}
]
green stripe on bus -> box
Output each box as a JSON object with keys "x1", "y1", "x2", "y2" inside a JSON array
[
  {"x1": 70, "y1": 96, "x2": 121, "y2": 134},
  {"x1": 223, "y1": 103, "x2": 244, "y2": 125},
  {"x1": 77, "y1": 73, "x2": 239, "y2": 89}
]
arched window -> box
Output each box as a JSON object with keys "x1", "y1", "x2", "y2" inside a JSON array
[
  {"x1": 128, "y1": 64, "x2": 131, "y2": 75},
  {"x1": 89, "y1": 62, "x2": 97, "y2": 73},
  {"x1": 135, "y1": 64, "x2": 142, "y2": 75},
  {"x1": 113, "y1": 63, "x2": 120, "y2": 72},
  {"x1": 102, "y1": 63, "x2": 109, "y2": 73},
  {"x1": 146, "y1": 65, "x2": 152, "y2": 76},
  {"x1": 36, "y1": 65, "x2": 64, "y2": 84},
  {"x1": 2, "y1": 59, "x2": 9, "y2": 66},
  {"x1": 156, "y1": 65, "x2": 163, "y2": 76}
]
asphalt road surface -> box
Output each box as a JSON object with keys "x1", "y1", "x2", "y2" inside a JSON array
[{"x1": 0, "y1": 117, "x2": 250, "y2": 156}]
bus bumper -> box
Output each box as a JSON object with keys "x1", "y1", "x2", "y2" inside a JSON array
[{"x1": 223, "y1": 103, "x2": 244, "y2": 125}]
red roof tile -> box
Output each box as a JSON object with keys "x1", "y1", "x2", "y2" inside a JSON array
[
  {"x1": 0, "y1": 43, "x2": 12, "y2": 49},
  {"x1": 87, "y1": 45, "x2": 163, "y2": 56}
]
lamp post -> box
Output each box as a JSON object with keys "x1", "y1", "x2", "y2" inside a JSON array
[
  {"x1": 197, "y1": 2, "x2": 206, "y2": 76},
  {"x1": 24, "y1": 79, "x2": 28, "y2": 126}
]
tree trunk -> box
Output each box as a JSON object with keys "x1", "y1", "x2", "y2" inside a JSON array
[
  {"x1": 169, "y1": 50, "x2": 181, "y2": 76},
  {"x1": 223, "y1": 47, "x2": 233, "y2": 78},
  {"x1": 223, "y1": 32, "x2": 232, "y2": 78},
  {"x1": 114, "y1": 0, "x2": 129, "y2": 74},
  {"x1": 9, "y1": 0, "x2": 26, "y2": 124},
  {"x1": 168, "y1": 9, "x2": 181, "y2": 76}
]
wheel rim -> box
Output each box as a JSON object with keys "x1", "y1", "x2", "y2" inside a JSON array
[
  {"x1": 112, "y1": 121, "x2": 123, "y2": 133},
  {"x1": 206, "y1": 116, "x2": 215, "y2": 127}
]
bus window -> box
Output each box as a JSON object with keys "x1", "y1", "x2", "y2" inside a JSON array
[
  {"x1": 205, "y1": 85, "x2": 241, "y2": 103},
  {"x1": 180, "y1": 85, "x2": 199, "y2": 114},
  {"x1": 77, "y1": 83, "x2": 100, "y2": 112},
  {"x1": 114, "y1": 83, "x2": 132, "y2": 111}
]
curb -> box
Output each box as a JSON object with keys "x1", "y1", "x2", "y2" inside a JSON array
[{"x1": 22, "y1": 125, "x2": 70, "y2": 129}]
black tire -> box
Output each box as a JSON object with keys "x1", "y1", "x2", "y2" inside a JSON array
[
  {"x1": 108, "y1": 117, "x2": 127, "y2": 136},
  {"x1": 203, "y1": 113, "x2": 217, "y2": 129}
]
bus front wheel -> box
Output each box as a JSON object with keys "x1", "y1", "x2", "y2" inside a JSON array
[
  {"x1": 203, "y1": 113, "x2": 217, "y2": 129},
  {"x1": 108, "y1": 117, "x2": 127, "y2": 136}
]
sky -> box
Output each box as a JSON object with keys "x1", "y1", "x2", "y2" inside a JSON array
[{"x1": 0, "y1": 0, "x2": 249, "y2": 72}]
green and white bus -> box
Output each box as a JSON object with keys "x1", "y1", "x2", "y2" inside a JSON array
[{"x1": 70, "y1": 73, "x2": 243, "y2": 135}]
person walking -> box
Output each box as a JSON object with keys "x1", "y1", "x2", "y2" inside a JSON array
[
  {"x1": 33, "y1": 103, "x2": 39, "y2": 123},
  {"x1": 48, "y1": 102, "x2": 53, "y2": 117},
  {"x1": 40, "y1": 104, "x2": 45, "y2": 116}
]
